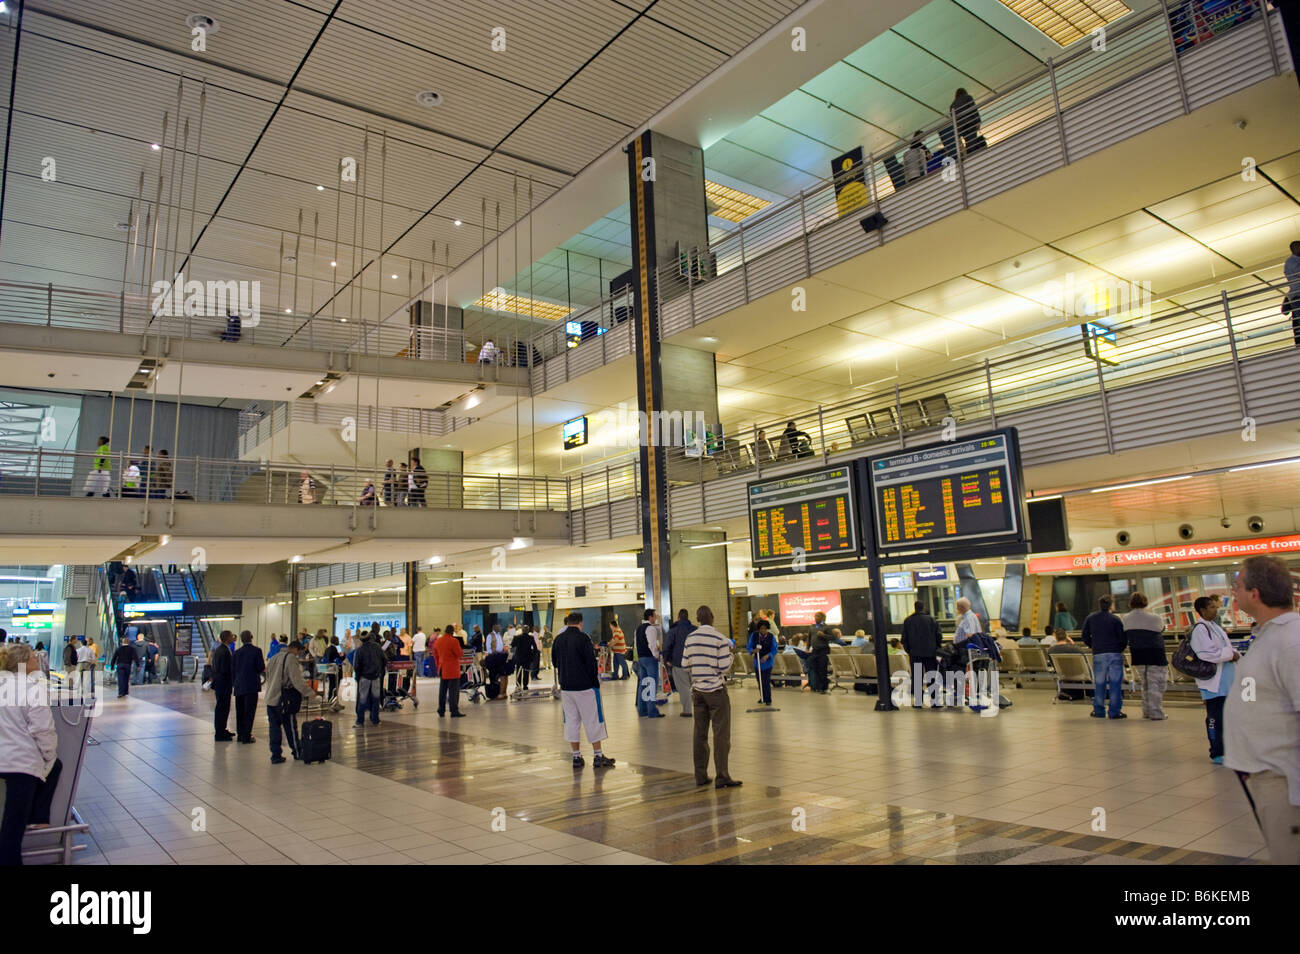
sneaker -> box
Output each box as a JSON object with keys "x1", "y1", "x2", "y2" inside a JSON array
[
  {"x1": 1108, "y1": 712, "x2": 1128, "y2": 719},
  {"x1": 593, "y1": 753, "x2": 615, "y2": 768},
  {"x1": 1211, "y1": 755, "x2": 1224, "y2": 764},
  {"x1": 572, "y1": 754, "x2": 585, "y2": 767}
]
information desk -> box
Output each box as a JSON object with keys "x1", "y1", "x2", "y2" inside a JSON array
[
  {"x1": 749, "y1": 466, "x2": 859, "y2": 569},
  {"x1": 869, "y1": 431, "x2": 1025, "y2": 553}
]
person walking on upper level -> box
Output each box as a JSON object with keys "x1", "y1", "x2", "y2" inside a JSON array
[
  {"x1": 84, "y1": 436, "x2": 112, "y2": 497},
  {"x1": 382, "y1": 459, "x2": 396, "y2": 506},
  {"x1": 684, "y1": 606, "x2": 741, "y2": 789},
  {"x1": 1284, "y1": 240, "x2": 1300, "y2": 346},
  {"x1": 1082, "y1": 596, "x2": 1128, "y2": 719},
  {"x1": 477, "y1": 339, "x2": 499, "y2": 364},
  {"x1": 950, "y1": 88, "x2": 984, "y2": 153},
  {"x1": 633, "y1": 609, "x2": 664, "y2": 718},
  {"x1": 1225, "y1": 555, "x2": 1300, "y2": 863},
  {"x1": 1123, "y1": 592, "x2": 1167, "y2": 720},
  {"x1": 902, "y1": 131, "x2": 930, "y2": 183},
  {"x1": 298, "y1": 470, "x2": 318, "y2": 505},
  {"x1": 1189, "y1": 595, "x2": 1240, "y2": 763},
  {"x1": 409, "y1": 457, "x2": 428, "y2": 507}
]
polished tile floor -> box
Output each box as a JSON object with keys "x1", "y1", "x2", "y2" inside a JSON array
[{"x1": 67, "y1": 673, "x2": 1264, "y2": 865}]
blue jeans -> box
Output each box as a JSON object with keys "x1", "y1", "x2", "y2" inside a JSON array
[
  {"x1": 356, "y1": 676, "x2": 381, "y2": 724},
  {"x1": 1092, "y1": 652, "x2": 1124, "y2": 716},
  {"x1": 633, "y1": 657, "x2": 659, "y2": 716},
  {"x1": 611, "y1": 652, "x2": 629, "y2": 679}
]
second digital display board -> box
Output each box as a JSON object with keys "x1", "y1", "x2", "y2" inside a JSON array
[
  {"x1": 868, "y1": 429, "x2": 1026, "y2": 554},
  {"x1": 748, "y1": 466, "x2": 858, "y2": 569}
]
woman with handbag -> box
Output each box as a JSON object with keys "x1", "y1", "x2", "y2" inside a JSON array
[{"x1": 1188, "y1": 596, "x2": 1241, "y2": 764}]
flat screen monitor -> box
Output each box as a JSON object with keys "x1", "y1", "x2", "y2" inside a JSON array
[
  {"x1": 867, "y1": 428, "x2": 1027, "y2": 555},
  {"x1": 748, "y1": 465, "x2": 859, "y2": 569},
  {"x1": 883, "y1": 571, "x2": 915, "y2": 593},
  {"x1": 562, "y1": 416, "x2": 588, "y2": 451}
]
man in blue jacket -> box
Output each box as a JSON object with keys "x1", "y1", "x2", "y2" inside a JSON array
[
  {"x1": 660, "y1": 609, "x2": 695, "y2": 716},
  {"x1": 231, "y1": 631, "x2": 265, "y2": 744},
  {"x1": 747, "y1": 618, "x2": 776, "y2": 706},
  {"x1": 1081, "y1": 596, "x2": 1128, "y2": 719}
]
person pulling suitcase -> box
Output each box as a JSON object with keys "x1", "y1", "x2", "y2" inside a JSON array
[{"x1": 264, "y1": 639, "x2": 317, "y2": 765}]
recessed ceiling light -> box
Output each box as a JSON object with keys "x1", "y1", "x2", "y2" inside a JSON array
[
  {"x1": 391, "y1": 273, "x2": 398, "y2": 279},
  {"x1": 284, "y1": 308, "x2": 291, "y2": 313},
  {"x1": 114, "y1": 222, "x2": 131, "y2": 232},
  {"x1": 186, "y1": 13, "x2": 219, "y2": 34},
  {"x1": 453, "y1": 219, "x2": 462, "y2": 226},
  {"x1": 415, "y1": 90, "x2": 444, "y2": 108},
  {"x1": 150, "y1": 143, "x2": 160, "y2": 151},
  {"x1": 316, "y1": 185, "x2": 324, "y2": 191},
  {"x1": 329, "y1": 260, "x2": 337, "y2": 267}
]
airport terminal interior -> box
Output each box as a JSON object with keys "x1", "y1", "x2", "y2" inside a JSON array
[{"x1": 2, "y1": 0, "x2": 1300, "y2": 871}]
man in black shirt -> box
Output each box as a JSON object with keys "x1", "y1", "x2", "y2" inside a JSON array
[
  {"x1": 111, "y1": 637, "x2": 136, "y2": 698},
  {"x1": 901, "y1": 601, "x2": 942, "y2": 707},
  {"x1": 551, "y1": 612, "x2": 615, "y2": 768}
]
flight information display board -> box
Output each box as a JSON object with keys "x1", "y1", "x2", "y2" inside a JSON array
[
  {"x1": 868, "y1": 430, "x2": 1026, "y2": 554},
  {"x1": 748, "y1": 466, "x2": 858, "y2": 568}
]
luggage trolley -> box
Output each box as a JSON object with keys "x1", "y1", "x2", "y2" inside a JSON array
[
  {"x1": 460, "y1": 652, "x2": 486, "y2": 705},
  {"x1": 305, "y1": 662, "x2": 343, "y2": 713}
]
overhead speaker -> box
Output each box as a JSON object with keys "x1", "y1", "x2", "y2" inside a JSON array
[
  {"x1": 1178, "y1": 524, "x2": 1195, "y2": 540},
  {"x1": 1115, "y1": 530, "x2": 1131, "y2": 546},
  {"x1": 859, "y1": 211, "x2": 889, "y2": 234},
  {"x1": 574, "y1": 585, "x2": 587, "y2": 598},
  {"x1": 1248, "y1": 515, "x2": 1265, "y2": 533}
]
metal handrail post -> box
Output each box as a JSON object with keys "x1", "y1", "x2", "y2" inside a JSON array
[
  {"x1": 894, "y1": 385, "x2": 905, "y2": 449},
  {"x1": 737, "y1": 222, "x2": 749, "y2": 303},
  {"x1": 753, "y1": 422, "x2": 762, "y2": 478},
  {"x1": 606, "y1": 465, "x2": 612, "y2": 534},
  {"x1": 46, "y1": 283, "x2": 53, "y2": 326},
  {"x1": 951, "y1": 108, "x2": 970, "y2": 208},
  {"x1": 984, "y1": 358, "x2": 998, "y2": 428},
  {"x1": 497, "y1": 474, "x2": 503, "y2": 510},
  {"x1": 818, "y1": 405, "x2": 827, "y2": 460},
  {"x1": 34, "y1": 447, "x2": 41, "y2": 496},
  {"x1": 798, "y1": 191, "x2": 812, "y2": 277},
  {"x1": 1046, "y1": 57, "x2": 1070, "y2": 165},
  {"x1": 1220, "y1": 290, "x2": 1249, "y2": 420},
  {"x1": 1160, "y1": 0, "x2": 1192, "y2": 113}
]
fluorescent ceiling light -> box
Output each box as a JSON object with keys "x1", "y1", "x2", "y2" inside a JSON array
[
  {"x1": 998, "y1": 0, "x2": 1132, "y2": 47},
  {"x1": 1089, "y1": 475, "x2": 1191, "y2": 494},
  {"x1": 690, "y1": 538, "x2": 749, "y2": 549},
  {"x1": 469, "y1": 290, "x2": 572, "y2": 321},
  {"x1": 509, "y1": 537, "x2": 531, "y2": 550},
  {"x1": 1228, "y1": 458, "x2": 1300, "y2": 473},
  {"x1": 705, "y1": 180, "x2": 770, "y2": 223}
]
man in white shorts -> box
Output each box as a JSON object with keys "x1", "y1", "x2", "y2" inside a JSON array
[{"x1": 551, "y1": 611, "x2": 615, "y2": 768}]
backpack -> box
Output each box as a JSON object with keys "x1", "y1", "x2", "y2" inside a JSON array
[{"x1": 1171, "y1": 623, "x2": 1218, "y2": 680}]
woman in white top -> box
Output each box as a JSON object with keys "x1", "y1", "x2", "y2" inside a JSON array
[
  {"x1": 1188, "y1": 596, "x2": 1240, "y2": 764},
  {"x1": 0, "y1": 643, "x2": 63, "y2": 865}
]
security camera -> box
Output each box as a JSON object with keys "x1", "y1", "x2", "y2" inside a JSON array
[
  {"x1": 1220, "y1": 517, "x2": 1232, "y2": 529},
  {"x1": 1248, "y1": 515, "x2": 1265, "y2": 533},
  {"x1": 1115, "y1": 530, "x2": 1131, "y2": 546},
  {"x1": 1178, "y1": 524, "x2": 1195, "y2": 540}
]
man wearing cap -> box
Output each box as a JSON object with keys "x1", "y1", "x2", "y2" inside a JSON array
[{"x1": 551, "y1": 611, "x2": 615, "y2": 769}]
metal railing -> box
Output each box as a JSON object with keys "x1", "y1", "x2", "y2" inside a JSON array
[
  {"x1": 654, "y1": 0, "x2": 1283, "y2": 334},
  {"x1": 0, "y1": 447, "x2": 572, "y2": 512}
]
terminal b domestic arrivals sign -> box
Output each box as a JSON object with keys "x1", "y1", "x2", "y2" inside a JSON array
[{"x1": 1027, "y1": 534, "x2": 1300, "y2": 574}]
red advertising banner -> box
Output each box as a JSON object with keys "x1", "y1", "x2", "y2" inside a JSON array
[
  {"x1": 1027, "y1": 534, "x2": 1300, "y2": 574},
  {"x1": 779, "y1": 590, "x2": 843, "y2": 626}
]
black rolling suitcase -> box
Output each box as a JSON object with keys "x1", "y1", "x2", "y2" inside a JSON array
[{"x1": 299, "y1": 718, "x2": 332, "y2": 764}]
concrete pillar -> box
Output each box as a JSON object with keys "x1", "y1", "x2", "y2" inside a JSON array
[
  {"x1": 416, "y1": 570, "x2": 463, "y2": 634},
  {"x1": 409, "y1": 299, "x2": 464, "y2": 362},
  {"x1": 626, "y1": 129, "x2": 717, "y2": 614},
  {"x1": 669, "y1": 530, "x2": 731, "y2": 637}
]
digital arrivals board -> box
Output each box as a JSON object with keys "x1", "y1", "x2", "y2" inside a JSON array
[
  {"x1": 748, "y1": 466, "x2": 858, "y2": 569},
  {"x1": 868, "y1": 429, "x2": 1027, "y2": 555}
]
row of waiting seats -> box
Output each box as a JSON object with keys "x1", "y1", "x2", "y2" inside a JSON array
[{"x1": 729, "y1": 650, "x2": 909, "y2": 693}]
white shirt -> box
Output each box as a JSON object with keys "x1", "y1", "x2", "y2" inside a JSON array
[
  {"x1": 413, "y1": 630, "x2": 427, "y2": 653},
  {"x1": 1189, "y1": 617, "x2": 1237, "y2": 693},
  {"x1": 487, "y1": 630, "x2": 505, "y2": 654},
  {"x1": 954, "y1": 610, "x2": 981, "y2": 644},
  {"x1": 76, "y1": 644, "x2": 93, "y2": 664},
  {"x1": 0, "y1": 670, "x2": 58, "y2": 779},
  {"x1": 644, "y1": 623, "x2": 661, "y2": 657},
  {"x1": 1225, "y1": 611, "x2": 1300, "y2": 805}
]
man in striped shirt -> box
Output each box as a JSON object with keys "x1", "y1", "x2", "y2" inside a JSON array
[{"x1": 683, "y1": 606, "x2": 742, "y2": 790}]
